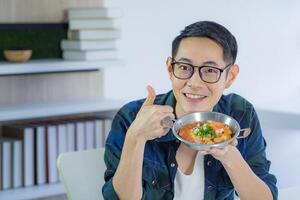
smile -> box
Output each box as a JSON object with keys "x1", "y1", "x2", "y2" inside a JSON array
[{"x1": 183, "y1": 93, "x2": 207, "y2": 101}]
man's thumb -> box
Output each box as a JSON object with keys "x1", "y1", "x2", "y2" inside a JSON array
[{"x1": 142, "y1": 85, "x2": 156, "y2": 106}]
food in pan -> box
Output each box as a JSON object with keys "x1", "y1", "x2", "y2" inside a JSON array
[{"x1": 178, "y1": 121, "x2": 233, "y2": 144}]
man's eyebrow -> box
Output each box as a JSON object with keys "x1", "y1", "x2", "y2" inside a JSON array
[
  {"x1": 202, "y1": 61, "x2": 219, "y2": 66},
  {"x1": 177, "y1": 58, "x2": 219, "y2": 66},
  {"x1": 177, "y1": 57, "x2": 192, "y2": 63}
]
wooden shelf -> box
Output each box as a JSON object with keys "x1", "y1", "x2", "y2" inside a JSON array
[
  {"x1": 0, "y1": 98, "x2": 124, "y2": 122},
  {"x1": 0, "y1": 59, "x2": 122, "y2": 76},
  {"x1": 0, "y1": 182, "x2": 64, "y2": 200}
]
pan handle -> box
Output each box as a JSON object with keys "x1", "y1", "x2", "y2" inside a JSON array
[
  {"x1": 237, "y1": 128, "x2": 251, "y2": 139},
  {"x1": 161, "y1": 116, "x2": 175, "y2": 128}
]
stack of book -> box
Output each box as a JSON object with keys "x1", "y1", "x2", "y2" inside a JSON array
[
  {"x1": 0, "y1": 116, "x2": 112, "y2": 190},
  {"x1": 62, "y1": 7, "x2": 122, "y2": 61}
]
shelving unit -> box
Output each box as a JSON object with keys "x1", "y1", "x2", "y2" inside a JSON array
[
  {"x1": 0, "y1": 1, "x2": 124, "y2": 199},
  {"x1": 0, "y1": 97, "x2": 121, "y2": 200},
  {"x1": 0, "y1": 59, "x2": 123, "y2": 76},
  {"x1": 0, "y1": 68, "x2": 124, "y2": 198},
  {"x1": 0, "y1": 98, "x2": 124, "y2": 122},
  {"x1": 0, "y1": 58, "x2": 124, "y2": 199}
]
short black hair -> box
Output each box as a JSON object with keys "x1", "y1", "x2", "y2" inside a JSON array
[{"x1": 172, "y1": 21, "x2": 238, "y2": 64}]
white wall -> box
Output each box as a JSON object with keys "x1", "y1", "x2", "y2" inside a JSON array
[
  {"x1": 258, "y1": 110, "x2": 300, "y2": 189},
  {"x1": 103, "y1": 0, "x2": 300, "y2": 107}
]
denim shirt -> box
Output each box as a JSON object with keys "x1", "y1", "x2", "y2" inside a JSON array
[{"x1": 102, "y1": 91, "x2": 278, "y2": 200}]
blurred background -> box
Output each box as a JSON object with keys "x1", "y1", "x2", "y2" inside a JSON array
[{"x1": 0, "y1": 0, "x2": 299, "y2": 199}]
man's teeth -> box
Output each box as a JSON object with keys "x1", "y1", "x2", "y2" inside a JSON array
[{"x1": 185, "y1": 93, "x2": 206, "y2": 99}]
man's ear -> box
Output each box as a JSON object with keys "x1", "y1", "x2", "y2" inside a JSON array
[
  {"x1": 225, "y1": 64, "x2": 239, "y2": 89},
  {"x1": 166, "y1": 57, "x2": 173, "y2": 79}
]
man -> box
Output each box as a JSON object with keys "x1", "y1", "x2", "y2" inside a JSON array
[{"x1": 102, "y1": 21, "x2": 278, "y2": 200}]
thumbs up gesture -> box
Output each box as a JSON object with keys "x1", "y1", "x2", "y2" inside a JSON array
[
  {"x1": 127, "y1": 85, "x2": 175, "y2": 141},
  {"x1": 142, "y1": 85, "x2": 156, "y2": 106}
]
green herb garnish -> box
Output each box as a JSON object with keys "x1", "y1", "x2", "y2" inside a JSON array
[{"x1": 192, "y1": 122, "x2": 216, "y2": 138}]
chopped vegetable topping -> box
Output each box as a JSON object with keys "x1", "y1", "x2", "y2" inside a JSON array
[{"x1": 192, "y1": 122, "x2": 216, "y2": 138}]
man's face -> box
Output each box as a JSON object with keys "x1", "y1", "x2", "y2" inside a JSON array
[{"x1": 167, "y1": 37, "x2": 239, "y2": 117}]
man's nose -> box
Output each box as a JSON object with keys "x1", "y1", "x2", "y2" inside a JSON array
[{"x1": 187, "y1": 69, "x2": 205, "y2": 88}]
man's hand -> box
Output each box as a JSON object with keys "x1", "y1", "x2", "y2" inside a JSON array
[
  {"x1": 127, "y1": 85, "x2": 175, "y2": 141},
  {"x1": 199, "y1": 139, "x2": 239, "y2": 164}
]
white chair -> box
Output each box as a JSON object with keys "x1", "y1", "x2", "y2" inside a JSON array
[
  {"x1": 278, "y1": 186, "x2": 300, "y2": 200},
  {"x1": 234, "y1": 186, "x2": 300, "y2": 200},
  {"x1": 57, "y1": 148, "x2": 106, "y2": 200}
]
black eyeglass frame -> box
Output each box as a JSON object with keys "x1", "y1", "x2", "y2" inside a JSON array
[{"x1": 170, "y1": 57, "x2": 232, "y2": 83}]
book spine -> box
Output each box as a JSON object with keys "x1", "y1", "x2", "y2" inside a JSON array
[
  {"x1": 69, "y1": 19, "x2": 119, "y2": 30},
  {"x1": 46, "y1": 125, "x2": 58, "y2": 183},
  {"x1": 66, "y1": 123, "x2": 76, "y2": 152},
  {"x1": 95, "y1": 119, "x2": 104, "y2": 148},
  {"x1": 2, "y1": 140, "x2": 12, "y2": 189},
  {"x1": 36, "y1": 126, "x2": 46, "y2": 185},
  {"x1": 58, "y1": 124, "x2": 68, "y2": 155},
  {"x1": 12, "y1": 140, "x2": 23, "y2": 188},
  {"x1": 75, "y1": 122, "x2": 86, "y2": 151},
  {"x1": 24, "y1": 128, "x2": 35, "y2": 187},
  {"x1": 85, "y1": 121, "x2": 95, "y2": 149}
]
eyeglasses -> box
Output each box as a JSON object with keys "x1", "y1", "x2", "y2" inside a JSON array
[{"x1": 170, "y1": 57, "x2": 232, "y2": 84}]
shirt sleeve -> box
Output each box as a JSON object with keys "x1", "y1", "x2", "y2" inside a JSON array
[
  {"x1": 102, "y1": 111, "x2": 130, "y2": 200},
  {"x1": 243, "y1": 107, "x2": 278, "y2": 200},
  {"x1": 102, "y1": 147, "x2": 121, "y2": 200}
]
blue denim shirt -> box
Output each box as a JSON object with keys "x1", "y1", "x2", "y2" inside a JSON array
[{"x1": 102, "y1": 91, "x2": 278, "y2": 200}]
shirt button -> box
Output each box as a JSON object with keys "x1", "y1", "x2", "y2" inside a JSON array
[
  {"x1": 152, "y1": 179, "x2": 157, "y2": 186},
  {"x1": 207, "y1": 186, "x2": 213, "y2": 190},
  {"x1": 207, "y1": 161, "x2": 212, "y2": 166},
  {"x1": 170, "y1": 163, "x2": 176, "y2": 167}
]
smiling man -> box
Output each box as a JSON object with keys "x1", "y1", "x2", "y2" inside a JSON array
[
  {"x1": 168, "y1": 36, "x2": 236, "y2": 115},
  {"x1": 102, "y1": 21, "x2": 278, "y2": 200}
]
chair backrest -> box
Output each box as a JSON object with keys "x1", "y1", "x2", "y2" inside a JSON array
[
  {"x1": 233, "y1": 187, "x2": 300, "y2": 200},
  {"x1": 278, "y1": 186, "x2": 300, "y2": 200},
  {"x1": 57, "y1": 148, "x2": 106, "y2": 200}
]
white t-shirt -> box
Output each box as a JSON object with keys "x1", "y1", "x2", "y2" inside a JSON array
[{"x1": 174, "y1": 152, "x2": 205, "y2": 200}]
